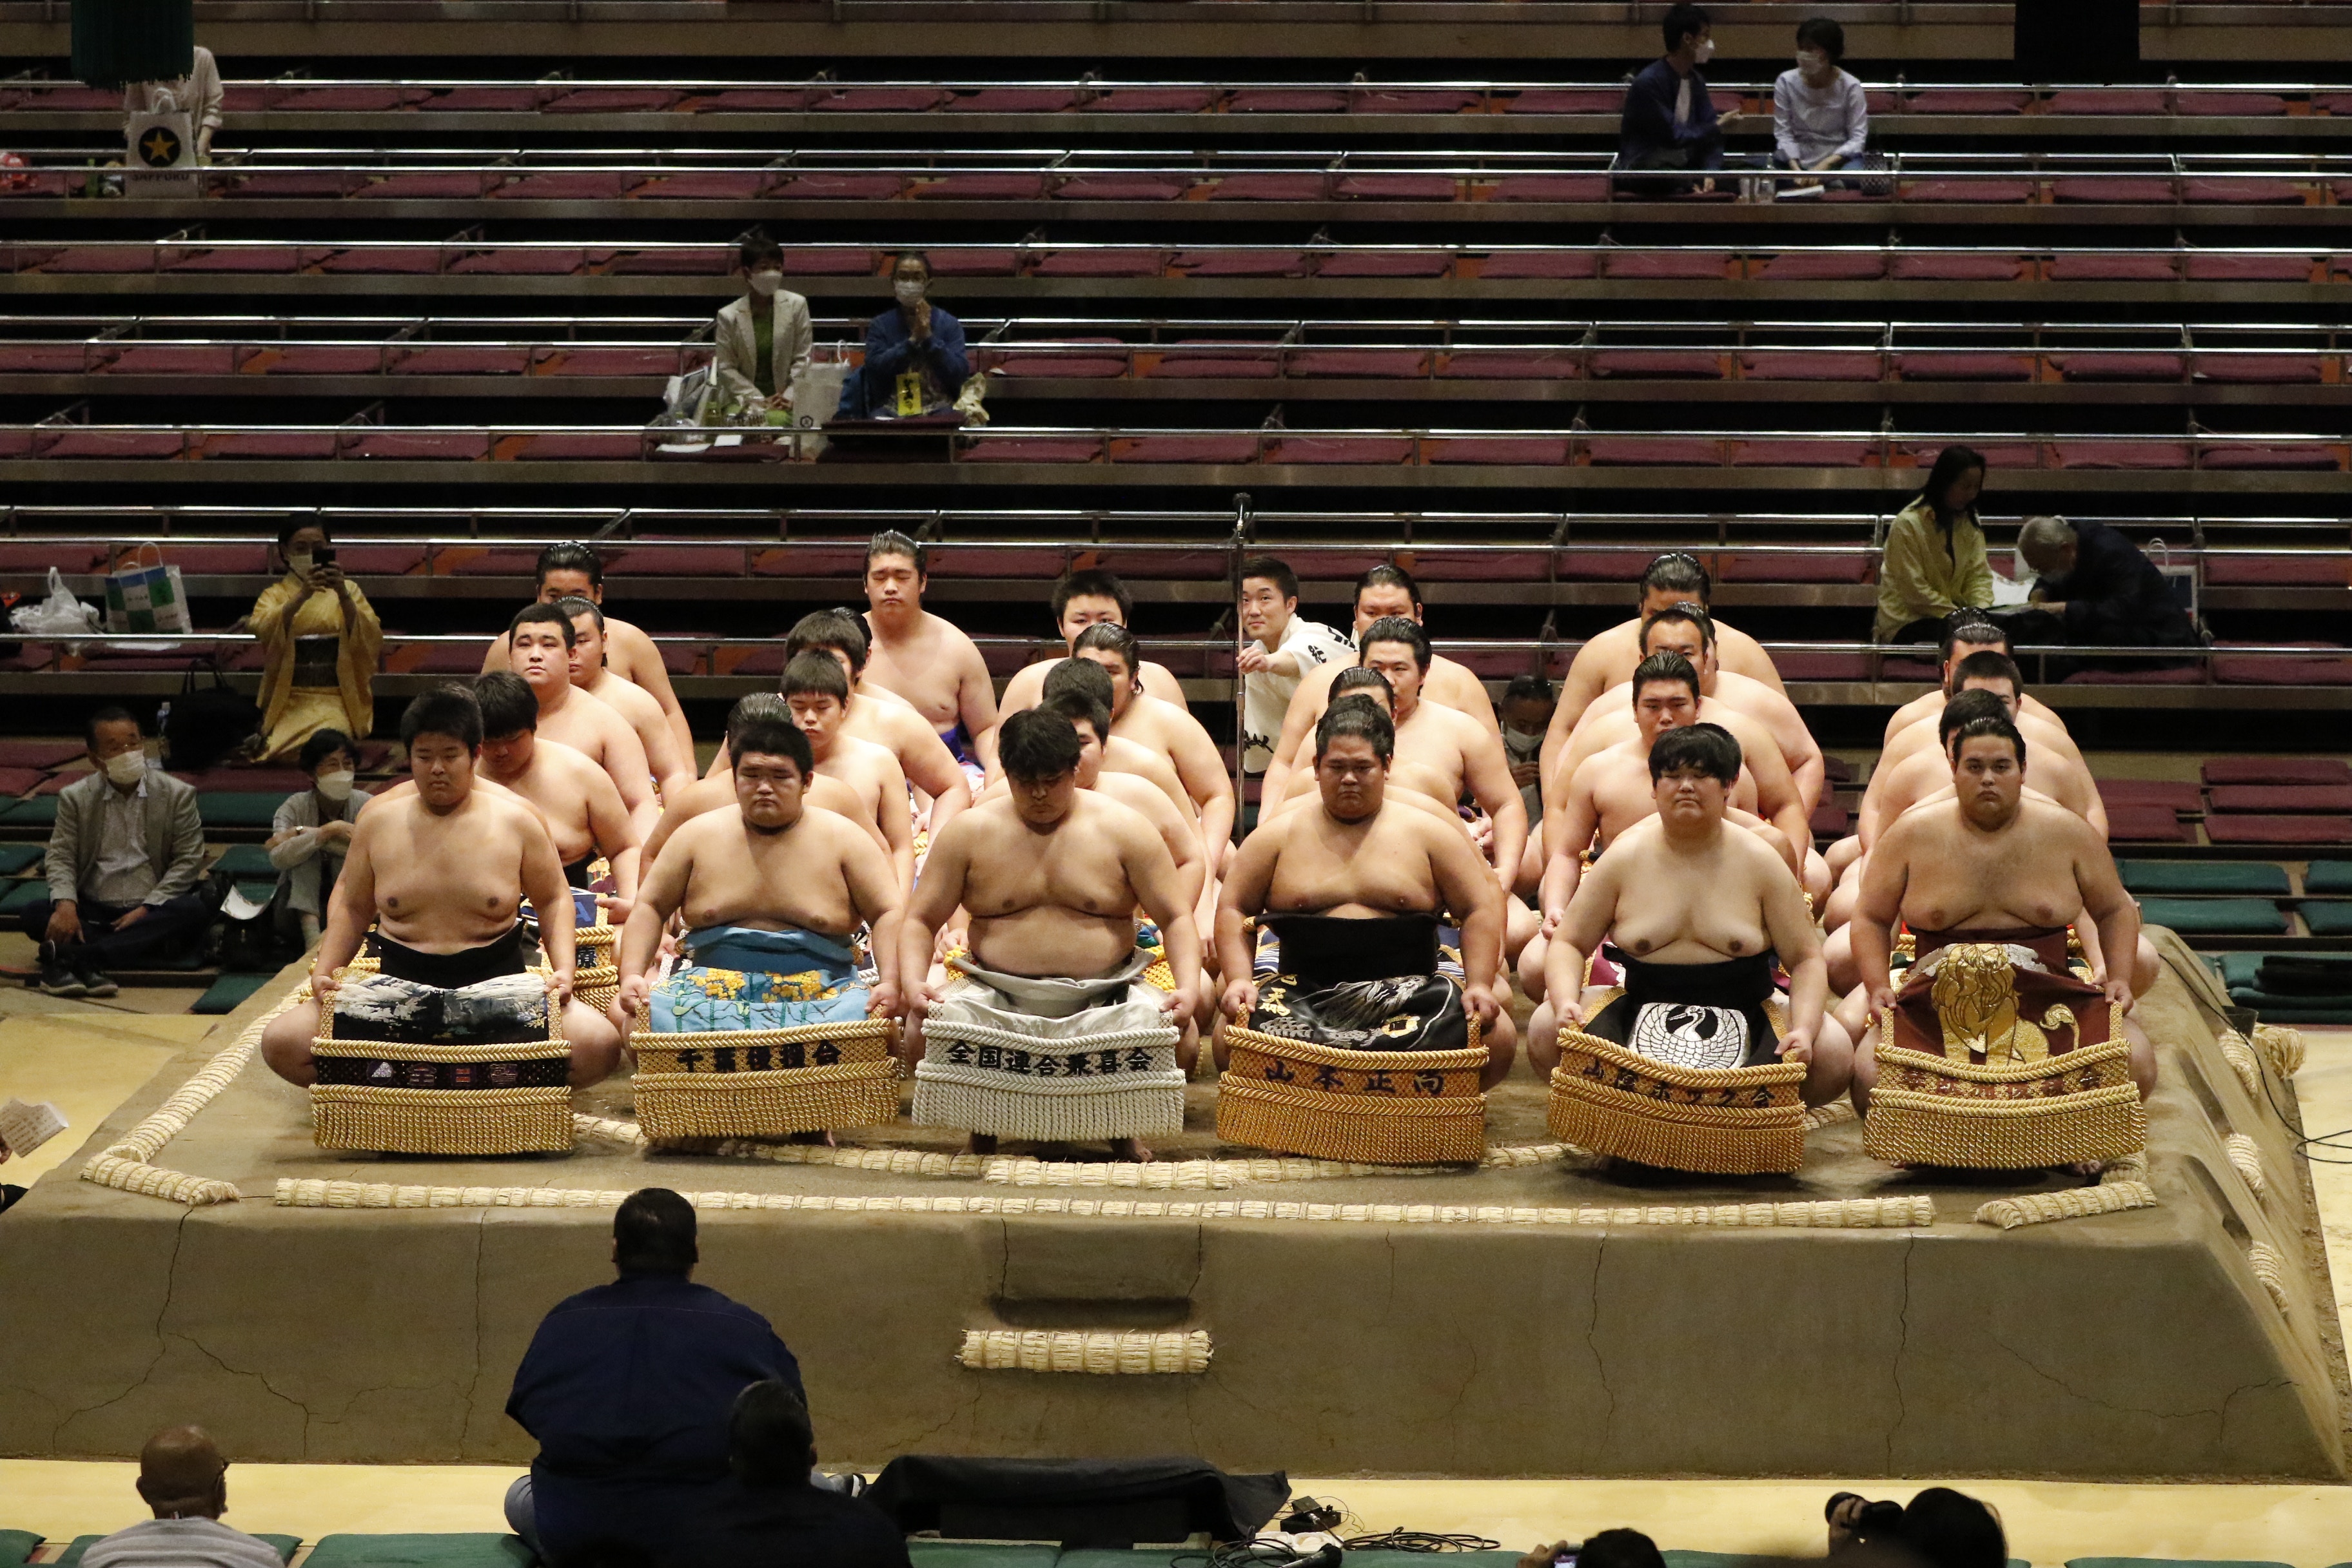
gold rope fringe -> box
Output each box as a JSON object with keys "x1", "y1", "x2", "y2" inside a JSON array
[
  {"x1": 2248, "y1": 1240, "x2": 2291, "y2": 1311},
  {"x1": 78, "y1": 985, "x2": 315, "y2": 1206},
  {"x1": 2224, "y1": 1132, "x2": 2269, "y2": 1197},
  {"x1": 274, "y1": 1178, "x2": 1934, "y2": 1229},
  {"x1": 955, "y1": 1329, "x2": 1211, "y2": 1375},
  {"x1": 2216, "y1": 1030, "x2": 2264, "y2": 1099},
  {"x1": 981, "y1": 1144, "x2": 1574, "y2": 1188},
  {"x1": 2254, "y1": 1023, "x2": 2306, "y2": 1081},
  {"x1": 1972, "y1": 1180, "x2": 2158, "y2": 1230}
]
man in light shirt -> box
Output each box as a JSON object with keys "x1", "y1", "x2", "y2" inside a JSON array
[
  {"x1": 82, "y1": 1426, "x2": 285, "y2": 1568},
  {"x1": 1772, "y1": 17, "x2": 1870, "y2": 191},
  {"x1": 29, "y1": 707, "x2": 208, "y2": 997},
  {"x1": 1235, "y1": 555, "x2": 1352, "y2": 790}
]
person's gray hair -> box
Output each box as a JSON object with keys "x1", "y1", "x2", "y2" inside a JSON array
[{"x1": 2016, "y1": 515, "x2": 2078, "y2": 565}]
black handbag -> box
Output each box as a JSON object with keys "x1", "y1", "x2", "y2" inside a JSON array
[{"x1": 164, "y1": 663, "x2": 262, "y2": 771}]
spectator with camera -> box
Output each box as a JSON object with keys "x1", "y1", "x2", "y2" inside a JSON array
[
  {"x1": 1829, "y1": 1487, "x2": 2008, "y2": 1568},
  {"x1": 248, "y1": 521, "x2": 380, "y2": 763}
]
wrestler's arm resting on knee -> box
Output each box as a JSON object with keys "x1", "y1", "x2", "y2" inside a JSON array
[
  {"x1": 308, "y1": 821, "x2": 382, "y2": 1005},
  {"x1": 897, "y1": 818, "x2": 977, "y2": 1026},
  {"x1": 1213, "y1": 823, "x2": 1284, "y2": 1021},
  {"x1": 1540, "y1": 848, "x2": 1623, "y2": 1028},
  {"x1": 1761, "y1": 857, "x2": 1827, "y2": 1064},
  {"x1": 838, "y1": 825, "x2": 909, "y2": 1018},
  {"x1": 1535, "y1": 771, "x2": 1601, "y2": 941},
  {"x1": 1426, "y1": 816, "x2": 1505, "y2": 1027},
  {"x1": 583, "y1": 764, "x2": 643, "y2": 921},
  {"x1": 612, "y1": 829, "x2": 693, "y2": 1023},
  {"x1": 1460, "y1": 726, "x2": 1530, "y2": 899},
  {"x1": 1120, "y1": 819, "x2": 1205, "y2": 1019},
  {"x1": 1849, "y1": 820, "x2": 1914, "y2": 1018},
  {"x1": 520, "y1": 815, "x2": 578, "y2": 1003},
  {"x1": 2070, "y1": 819, "x2": 2142, "y2": 1012}
]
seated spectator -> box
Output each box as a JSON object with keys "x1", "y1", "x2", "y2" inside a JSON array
[
  {"x1": 714, "y1": 233, "x2": 813, "y2": 425},
  {"x1": 1772, "y1": 18, "x2": 1868, "y2": 190},
  {"x1": 2008, "y1": 514, "x2": 2199, "y2": 669},
  {"x1": 834, "y1": 253, "x2": 968, "y2": 420},
  {"x1": 1830, "y1": 1487, "x2": 2006, "y2": 1568},
  {"x1": 1616, "y1": 3, "x2": 1741, "y2": 194},
  {"x1": 82, "y1": 1424, "x2": 282, "y2": 1568},
  {"x1": 265, "y1": 728, "x2": 369, "y2": 950},
  {"x1": 1518, "y1": 1528, "x2": 1664, "y2": 1568},
  {"x1": 676, "y1": 1381, "x2": 911, "y2": 1568},
  {"x1": 504, "y1": 1189, "x2": 806, "y2": 1565},
  {"x1": 1498, "y1": 674, "x2": 1556, "y2": 826},
  {"x1": 1876, "y1": 444, "x2": 1992, "y2": 643},
  {"x1": 28, "y1": 707, "x2": 208, "y2": 999},
  {"x1": 122, "y1": 43, "x2": 222, "y2": 163},
  {"x1": 248, "y1": 520, "x2": 380, "y2": 763}
]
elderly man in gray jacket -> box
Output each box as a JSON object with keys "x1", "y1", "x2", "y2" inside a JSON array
[{"x1": 27, "y1": 706, "x2": 209, "y2": 998}]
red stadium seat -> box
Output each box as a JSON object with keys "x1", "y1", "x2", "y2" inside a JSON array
[
  {"x1": 813, "y1": 88, "x2": 952, "y2": 112},
  {"x1": 1729, "y1": 440, "x2": 1876, "y2": 467},
  {"x1": 345, "y1": 431, "x2": 491, "y2": 461},
  {"x1": 1478, "y1": 251, "x2": 1600, "y2": 279},
  {"x1": 2204, "y1": 815, "x2": 2352, "y2": 845},
  {"x1": 1718, "y1": 553, "x2": 1875, "y2": 583},
  {"x1": 608, "y1": 248, "x2": 733, "y2": 274},
  {"x1": 200, "y1": 429, "x2": 339, "y2": 460},
  {"x1": 687, "y1": 90, "x2": 812, "y2": 112},
  {"x1": 422, "y1": 88, "x2": 551, "y2": 112},
  {"x1": 1898, "y1": 353, "x2": 2035, "y2": 381},
  {"x1": 1335, "y1": 174, "x2": 1456, "y2": 200},
  {"x1": 2182, "y1": 177, "x2": 2306, "y2": 205},
  {"x1": 987, "y1": 343, "x2": 1129, "y2": 378},
  {"x1": 1586, "y1": 436, "x2": 1722, "y2": 466},
  {"x1": 2175, "y1": 92, "x2": 2290, "y2": 117},
  {"x1": 2193, "y1": 354, "x2": 2326, "y2": 384},
  {"x1": 1210, "y1": 173, "x2": 1328, "y2": 201},
  {"x1": 2053, "y1": 177, "x2": 2177, "y2": 203},
  {"x1": 781, "y1": 248, "x2": 879, "y2": 275},
  {"x1": 1093, "y1": 88, "x2": 1218, "y2": 113},
  {"x1": 544, "y1": 88, "x2": 681, "y2": 113},
  {"x1": 1438, "y1": 351, "x2": 1582, "y2": 380},
  {"x1": 2210, "y1": 785, "x2": 2352, "y2": 814},
  {"x1": 2046, "y1": 90, "x2": 2166, "y2": 115},
  {"x1": 2051, "y1": 353, "x2": 2185, "y2": 380},
  {"x1": 1904, "y1": 180, "x2": 2035, "y2": 204},
  {"x1": 1268, "y1": 436, "x2": 1416, "y2": 464},
  {"x1": 957, "y1": 88, "x2": 1079, "y2": 112},
  {"x1": 926, "y1": 250, "x2": 1021, "y2": 275},
  {"x1": 1604, "y1": 251, "x2": 1731, "y2": 280},
  {"x1": 392, "y1": 347, "x2": 532, "y2": 375},
  {"x1": 2057, "y1": 664, "x2": 2208, "y2": 685},
  {"x1": 1772, "y1": 652, "x2": 1872, "y2": 680},
  {"x1": 1592, "y1": 350, "x2": 1721, "y2": 378},
  {"x1": 2206, "y1": 758, "x2": 2352, "y2": 786},
  {"x1": 512, "y1": 433, "x2": 645, "y2": 460},
  {"x1": 1174, "y1": 251, "x2": 1310, "y2": 277},
  {"x1": 545, "y1": 349, "x2": 688, "y2": 377},
  {"x1": 39, "y1": 248, "x2": 155, "y2": 273},
  {"x1": 1055, "y1": 175, "x2": 1191, "y2": 201},
  {"x1": 1146, "y1": 345, "x2": 1282, "y2": 378},
  {"x1": 169, "y1": 247, "x2": 301, "y2": 273},
  {"x1": 2097, "y1": 780, "x2": 2204, "y2": 812},
  {"x1": 1740, "y1": 351, "x2": 1881, "y2": 380},
  {"x1": 1355, "y1": 90, "x2": 1479, "y2": 114},
  {"x1": 2203, "y1": 554, "x2": 2346, "y2": 585},
  {"x1": 1228, "y1": 90, "x2": 1349, "y2": 113},
  {"x1": 914, "y1": 173, "x2": 1047, "y2": 199},
  {"x1": 2104, "y1": 805, "x2": 2193, "y2": 842},
  {"x1": 447, "y1": 250, "x2": 586, "y2": 275},
  {"x1": 2183, "y1": 253, "x2": 2315, "y2": 281},
  {"x1": 1288, "y1": 349, "x2": 1429, "y2": 378},
  {"x1": 961, "y1": 436, "x2": 1102, "y2": 464},
  {"x1": 1315, "y1": 251, "x2": 1450, "y2": 277},
  {"x1": 774, "y1": 173, "x2": 906, "y2": 199},
  {"x1": 1810, "y1": 803, "x2": 1851, "y2": 837},
  {"x1": 1487, "y1": 175, "x2": 1612, "y2": 202},
  {"x1": 1427, "y1": 437, "x2": 1569, "y2": 466},
  {"x1": 1754, "y1": 252, "x2": 1885, "y2": 281},
  {"x1": 634, "y1": 171, "x2": 772, "y2": 200},
  {"x1": 1905, "y1": 90, "x2": 2031, "y2": 113},
  {"x1": 0, "y1": 741, "x2": 93, "y2": 770},
  {"x1": 0, "y1": 346, "x2": 89, "y2": 372},
  {"x1": 226, "y1": 172, "x2": 355, "y2": 198},
  {"x1": 315, "y1": 248, "x2": 442, "y2": 273},
  {"x1": 2053, "y1": 441, "x2": 2191, "y2": 469},
  {"x1": 1506, "y1": 89, "x2": 1626, "y2": 113},
  {"x1": 1113, "y1": 434, "x2": 1259, "y2": 463},
  {"x1": 1032, "y1": 250, "x2": 1166, "y2": 275},
  {"x1": 2200, "y1": 444, "x2": 2342, "y2": 470},
  {"x1": 1891, "y1": 253, "x2": 2026, "y2": 280},
  {"x1": 2046, "y1": 253, "x2": 2178, "y2": 280},
  {"x1": 2212, "y1": 646, "x2": 2352, "y2": 683},
  {"x1": 101, "y1": 346, "x2": 236, "y2": 375}
]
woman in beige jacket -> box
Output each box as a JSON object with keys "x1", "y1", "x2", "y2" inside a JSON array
[{"x1": 712, "y1": 234, "x2": 812, "y2": 420}]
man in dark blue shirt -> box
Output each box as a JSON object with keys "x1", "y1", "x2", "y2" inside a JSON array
[
  {"x1": 1616, "y1": 3, "x2": 1743, "y2": 194},
  {"x1": 675, "y1": 1382, "x2": 911, "y2": 1568},
  {"x1": 836, "y1": 253, "x2": 970, "y2": 420},
  {"x1": 505, "y1": 1189, "x2": 803, "y2": 1565},
  {"x1": 2012, "y1": 515, "x2": 2198, "y2": 672}
]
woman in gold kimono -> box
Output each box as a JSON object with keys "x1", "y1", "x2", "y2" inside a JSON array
[{"x1": 248, "y1": 523, "x2": 381, "y2": 760}]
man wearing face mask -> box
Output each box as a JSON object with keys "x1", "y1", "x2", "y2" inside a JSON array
[
  {"x1": 28, "y1": 707, "x2": 209, "y2": 997},
  {"x1": 835, "y1": 252, "x2": 970, "y2": 421},
  {"x1": 714, "y1": 234, "x2": 813, "y2": 424},
  {"x1": 1772, "y1": 18, "x2": 1868, "y2": 193},
  {"x1": 1616, "y1": 2, "x2": 1740, "y2": 195},
  {"x1": 266, "y1": 727, "x2": 372, "y2": 950}
]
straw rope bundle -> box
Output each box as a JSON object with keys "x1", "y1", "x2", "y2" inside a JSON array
[
  {"x1": 631, "y1": 1017, "x2": 899, "y2": 1143},
  {"x1": 2254, "y1": 1023, "x2": 2305, "y2": 1080},
  {"x1": 955, "y1": 1329, "x2": 1211, "y2": 1375},
  {"x1": 274, "y1": 1179, "x2": 1935, "y2": 1230},
  {"x1": 310, "y1": 967, "x2": 574, "y2": 1155},
  {"x1": 2224, "y1": 1132, "x2": 2268, "y2": 1197},
  {"x1": 1215, "y1": 1022, "x2": 1487, "y2": 1165},
  {"x1": 1545, "y1": 1026, "x2": 1808, "y2": 1175},
  {"x1": 1863, "y1": 1021, "x2": 2145, "y2": 1170},
  {"x1": 2215, "y1": 1028, "x2": 2266, "y2": 1098},
  {"x1": 1972, "y1": 1179, "x2": 2157, "y2": 1230}
]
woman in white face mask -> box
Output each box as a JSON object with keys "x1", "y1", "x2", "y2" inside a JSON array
[
  {"x1": 835, "y1": 251, "x2": 973, "y2": 420},
  {"x1": 714, "y1": 233, "x2": 813, "y2": 423},
  {"x1": 265, "y1": 729, "x2": 373, "y2": 948},
  {"x1": 244, "y1": 522, "x2": 380, "y2": 764},
  {"x1": 1771, "y1": 17, "x2": 1869, "y2": 193}
]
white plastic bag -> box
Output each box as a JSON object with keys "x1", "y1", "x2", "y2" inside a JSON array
[{"x1": 10, "y1": 567, "x2": 101, "y2": 646}]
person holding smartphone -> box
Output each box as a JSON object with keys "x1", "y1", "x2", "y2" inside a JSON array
[{"x1": 248, "y1": 520, "x2": 382, "y2": 761}]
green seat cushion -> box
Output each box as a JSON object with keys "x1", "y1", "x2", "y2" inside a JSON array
[
  {"x1": 0, "y1": 879, "x2": 48, "y2": 914},
  {"x1": 0, "y1": 845, "x2": 43, "y2": 876},
  {"x1": 303, "y1": 1535, "x2": 533, "y2": 1568},
  {"x1": 0, "y1": 1531, "x2": 43, "y2": 1568},
  {"x1": 908, "y1": 1547, "x2": 1061, "y2": 1568},
  {"x1": 2121, "y1": 859, "x2": 2291, "y2": 896},
  {"x1": 2304, "y1": 859, "x2": 2352, "y2": 895},
  {"x1": 1, "y1": 796, "x2": 59, "y2": 827},
  {"x1": 2301, "y1": 901, "x2": 2352, "y2": 935},
  {"x1": 57, "y1": 1535, "x2": 297, "y2": 1566},
  {"x1": 197, "y1": 793, "x2": 291, "y2": 828},
  {"x1": 210, "y1": 843, "x2": 279, "y2": 877},
  {"x1": 2137, "y1": 897, "x2": 2289, "y2": 935},
  {"x1": 195, "y1": 972, "x2": 276, "y2": 1014}
]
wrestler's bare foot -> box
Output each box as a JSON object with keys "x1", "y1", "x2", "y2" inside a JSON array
[{"x1": 1108, "y1": 1137, "x2": 1155, "y2": 1164}]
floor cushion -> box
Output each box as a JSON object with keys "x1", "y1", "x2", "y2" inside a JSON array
[{"x1": 2121, "y1": 860, "x2": 2290, "y2": 895}]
